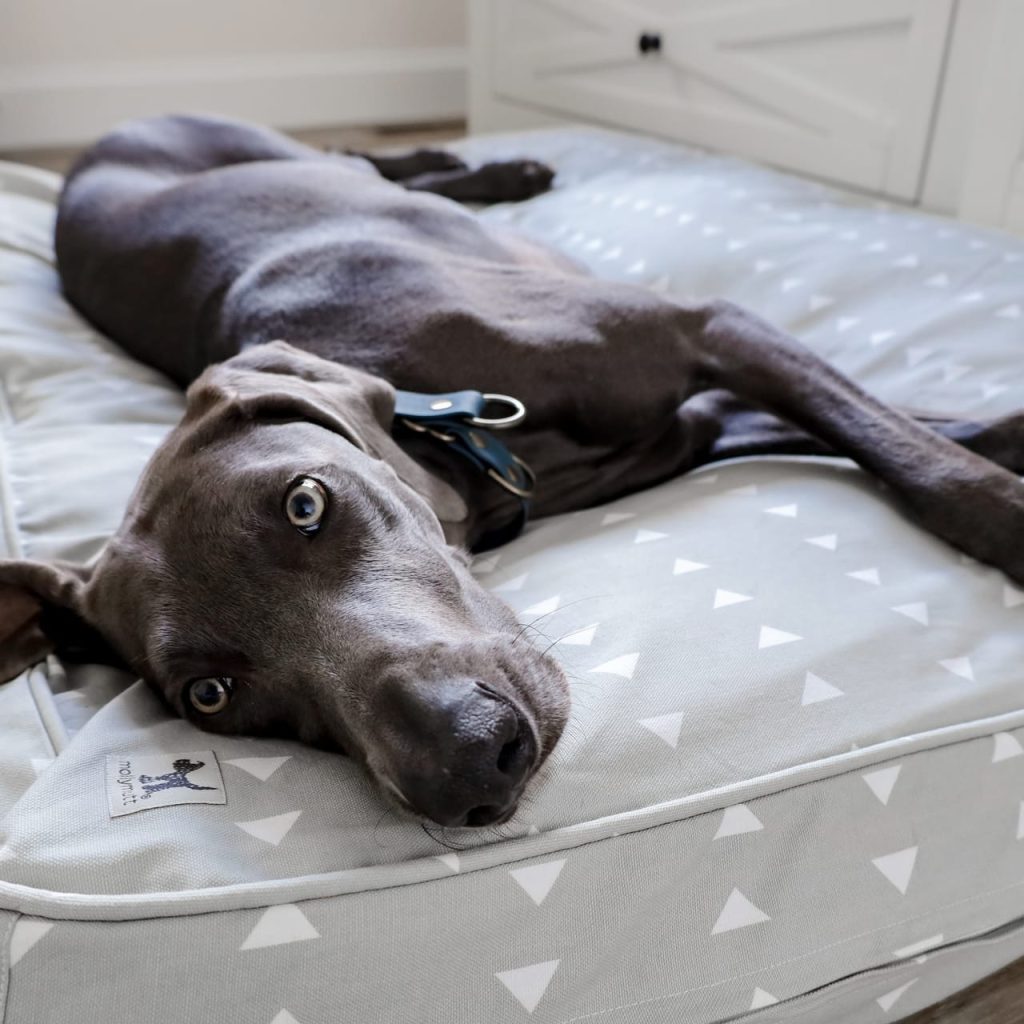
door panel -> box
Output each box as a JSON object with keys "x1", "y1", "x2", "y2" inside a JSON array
[{"x1": 492, "y1": 0, "x2": 955, "y2": 199}]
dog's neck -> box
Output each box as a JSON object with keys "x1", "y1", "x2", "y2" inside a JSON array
[{"x1": 394, "y1": 433, "x2": 527, "y2": 552}]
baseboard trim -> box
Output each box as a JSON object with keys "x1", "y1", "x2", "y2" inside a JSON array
[{"x1": 0, "y1": 47, "x2": 467, "y2": 149}]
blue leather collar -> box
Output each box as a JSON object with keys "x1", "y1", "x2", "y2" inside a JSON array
[{"x1": 393, "y1": 389, "x2": 534, "y2": 551}]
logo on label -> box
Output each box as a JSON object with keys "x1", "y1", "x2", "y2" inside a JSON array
[{"x1": 105, "y1": 750, "x2": 226, "y2": 817}]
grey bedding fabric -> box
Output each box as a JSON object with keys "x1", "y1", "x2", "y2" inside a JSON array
[{"x1": 2, "y1": 130, "x2": 1024, "y2": 1023}]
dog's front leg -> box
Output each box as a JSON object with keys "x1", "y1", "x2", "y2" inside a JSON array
[{"x1": 679, "y1": 299, "x2": 1024, "y2": 582}]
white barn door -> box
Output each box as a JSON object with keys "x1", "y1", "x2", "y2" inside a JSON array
[{"x1": 491, "y1": 0, "x2": 955, "y2": 200}]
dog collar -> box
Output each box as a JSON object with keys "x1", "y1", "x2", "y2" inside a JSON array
[{"x1": 393, "y1": 389, "x2": 534, "y2": 551}]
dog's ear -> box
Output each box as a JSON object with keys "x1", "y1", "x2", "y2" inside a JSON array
[
  {"x1": 186, "y1": 341, "x2": 468, "y2": 528},
  {"x1": 0, "y1": 559, "x2": 108, "y2": 683}
]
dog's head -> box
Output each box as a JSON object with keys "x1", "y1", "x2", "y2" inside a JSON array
[{"x1": 0, "y1": 341, "x2": 569, "y2": 828}]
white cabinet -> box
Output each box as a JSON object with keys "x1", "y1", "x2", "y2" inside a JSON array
[
  {"x1": 470, "y1": 0, "x2": 1024, "y2": 230},
  {"x1": 948, "y1": 0, "x2": 1024, "y2": 233}
]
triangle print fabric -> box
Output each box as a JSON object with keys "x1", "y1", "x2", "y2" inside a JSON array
[
  {"x1": 234, "y1": 811, "x2": 302, "y2": 846},
  {"x1": 712, "y1": 889, "x2": 771, "y2": 935},
  {"x1": 509, "y1": 860, "x2": 566, "y2": 906},
  {"x1": 872, "y1": 848, "x2": 919, "y2": 896},
  {"x1": 240, "y1": 905, "x2": 320, "y2": 951},
  {"x1": 496, "y1": 960, "x2": 561, "y2": 1013}
]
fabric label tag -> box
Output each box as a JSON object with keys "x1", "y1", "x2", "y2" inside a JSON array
[{"x1": 105, "y1": 750, "x2": 226, "y2": 817}]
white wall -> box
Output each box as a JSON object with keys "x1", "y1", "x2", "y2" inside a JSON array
[{"x1": 0, "y1": 0, "x2": 467, "y2": 149}]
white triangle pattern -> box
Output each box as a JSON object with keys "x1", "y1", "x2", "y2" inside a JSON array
[
  {"x1": 495, "y1": 960, "x2": 560, "y2": 1013},
  {"x1": 472, "y1": 554, "x2": 501, "y2": 575},
  {"x1": 557, "y1": 623, "x2": 598, "y2": 646},
  {"x1": 759, "y1": 626, "x2": 802, "y2": 649},
  {"x1": 712, "y1": 889, "x2": 770, "y2": 934},
  {"x1": 764, "y1": 504, "x2": 797, "y2": 517},
  {"x1": 992, "y1": 732, "x2": 1024, "y2": 763},
  {"x1": 270, "y1": 1012, "x2": 301, "y2": 1024},
  {"x1": 802, "y1": 672, "x2": 843, "y2": 705},
  {"x1": 224, "y1": 756, "x2": 291, "y2": 782},
  {"x1": 713, "y1": 589, "x2": 752, "y2": 609},
  {"x1": 492, "y1": 573, "x2": 529, "y2": 593},
  {"x1": 634, "y1": 529, "x2": 668, "y2": 544},
  {"x1": 863, "y1": 766, "x2": 901, "y2": 805},
  {"x1": 601, "y1": 512, "x2": 635, "y2": 526},
  {"x1": 638, "y1": 712, "x2": 685, "y2": 749},
  {"x1": 235, "y1": 810, "x2": 302, "y2": 847},
  {"x1": 590, "y1": 652, "x2": 639, "y2": 680},
  {"x1": 893, "y1": 934, "x2": 943, "y2": 959},
  {"x1": 10, "y1": 920, "x2": 54, "y2": 967},
  {"x1": 939, "y1": 657, "x2": 974, "y2": 681},
  {"x1": 714, "y1": 804, "x2": 764, "y2": 839},
  {"x1": 435, "y1": 853, "x2": 461, "y2": 873},
  {"x1": 240, "y1": 904, "x2": 320, "y2": 950},
  {"x1": 750, "y1": 988, "x2": 779, "y2": 1009},
  {"x1": 509, "y1": 860, "x2": 566, "y2": 906},
  {"x1": 846, "y1": 567, "x2": 880, "y2": 585},
  {"x1": 520, "y1": 595, "x2": 560, "y2": 618},
  {"x1": 805, "y1": 534, "x2": 837, "y2": 550},
  {"x1": 674, "y1": 558, "x2": 708, "y2": 575},
  {"x1": 892, "y1": 602, "x2": 928, "y2": 625},
  {"x1": 877, "y1": 979, "x2": 918, "y2": 1013},
  {"x1": 872, "y1": 846, "x2": 918, "y2": 895}
]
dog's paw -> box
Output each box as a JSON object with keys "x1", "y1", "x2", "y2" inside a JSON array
[
  {"x1": 957, "y1": 411, "x2": 1024, "y2": 476},
  {"x1": 480, "y1": 159, "x2": 556, "y2": 201},
  {"x1": 411, "y1": 148, "x2": 468, "y2": 173}
]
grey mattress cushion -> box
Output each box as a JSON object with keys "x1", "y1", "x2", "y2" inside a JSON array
[{"x1": 1, "y1": 129, "x2": 1024, "y2": 1024}]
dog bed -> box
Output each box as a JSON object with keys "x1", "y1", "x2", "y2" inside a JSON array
[{"x1": 2, "y1": 128, "x2": 1024, "y2": 1024}]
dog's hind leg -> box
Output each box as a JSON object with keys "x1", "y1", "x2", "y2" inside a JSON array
[
  {"x1": 687, "y1": 389, "x2": 1024, "y2": 475},
  {"x1": 344, "y1": 148, "x2": 468, "y2": 180},
  {"x1": 400, "y1": 160, "x2": 556, "y2": 203},
  {"x1": 676, "y1": 300, "x2": 1024, "y2": 582}
]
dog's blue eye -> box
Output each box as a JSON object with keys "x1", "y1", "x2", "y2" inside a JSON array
[
  {"x1": 187, "y1": 677, "x2": 233, "y2": 714},
  {"x1": 284, "y1": 477, "x2": 327, "y2": 534}
]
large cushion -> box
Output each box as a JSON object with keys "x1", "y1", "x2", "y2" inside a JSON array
[{"x1": 2, "y1": 130, "x2": 1024, "y2": 1024}]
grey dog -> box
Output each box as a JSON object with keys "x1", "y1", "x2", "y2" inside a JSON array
[{"x1": 1, "y1": 114, "x2": 1022, "y2": 830}]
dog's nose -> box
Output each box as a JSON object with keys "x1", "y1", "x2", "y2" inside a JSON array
[{"x1": 388, "y1": 679, "x2": 537, "y2": 828}]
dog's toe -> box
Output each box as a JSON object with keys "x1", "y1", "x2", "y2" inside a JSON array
[
  {"x1": 480, "y1": 159, "x2": 555, "y2": 201},
  {"x1": 418, "y1": 148, "x2": 468, "y2": 173},
  {"x1": 521, "y1": 160, "x2": 556, "y2": 195}
]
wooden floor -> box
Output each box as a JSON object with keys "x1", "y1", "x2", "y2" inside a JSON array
[
  {"x1": 903, "y1": 956, "x2": 1024, "y2": 1023},
  {"x1": 3, "y1": 114, "x2": 1023, "y2": 1022},
  {"x1": 0, "y1": 120, "x2": 465, "y2": 176}
]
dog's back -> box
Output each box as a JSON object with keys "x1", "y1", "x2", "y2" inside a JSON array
[{"x1": 56, "y1": 114, "x2": 623, "y2": 401}]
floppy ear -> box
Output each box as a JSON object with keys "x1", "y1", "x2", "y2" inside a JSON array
[
  {"x1": 186, "y1": 340, "x2": 468, "y2": 528},
  {"x1": 0, "y1": 559, "x2": 111, "y2": 683}
]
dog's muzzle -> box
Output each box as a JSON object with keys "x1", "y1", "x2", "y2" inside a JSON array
[{"x1": 380, "y1": 677, "x2": 538, "y2": 828}]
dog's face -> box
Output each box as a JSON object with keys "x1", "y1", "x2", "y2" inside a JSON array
[{"x1": 0, "y1": 342, "x2": 569, "y2": 828}]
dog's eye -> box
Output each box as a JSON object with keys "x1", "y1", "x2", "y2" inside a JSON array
[
  {"x1": 284, "y1": 477, "x2": 327, "y2": 534},
  {"x1": 187, "y1": 677, "x2": 233, "y2": 714}
]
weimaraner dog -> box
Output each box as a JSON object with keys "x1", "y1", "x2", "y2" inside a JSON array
[{"x1": 1, "y1": 114, "x2": 1023, "y2": 830}]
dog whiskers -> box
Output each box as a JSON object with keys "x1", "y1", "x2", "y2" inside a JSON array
[
  {"x1": 507, "y1": 593, "x2": 612, "y2": 651},
  {"x1": 421, "y1": 822, "x2": 470, "y2": 852}
]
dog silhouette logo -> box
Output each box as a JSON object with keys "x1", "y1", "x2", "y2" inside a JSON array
[{"x1": 138, "y1": 758, "x2": 219, "y2": 798}]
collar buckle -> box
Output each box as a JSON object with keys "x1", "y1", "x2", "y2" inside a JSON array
[{"x1": 393, "y1": 389, "x2": 535, "y2": 547}]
